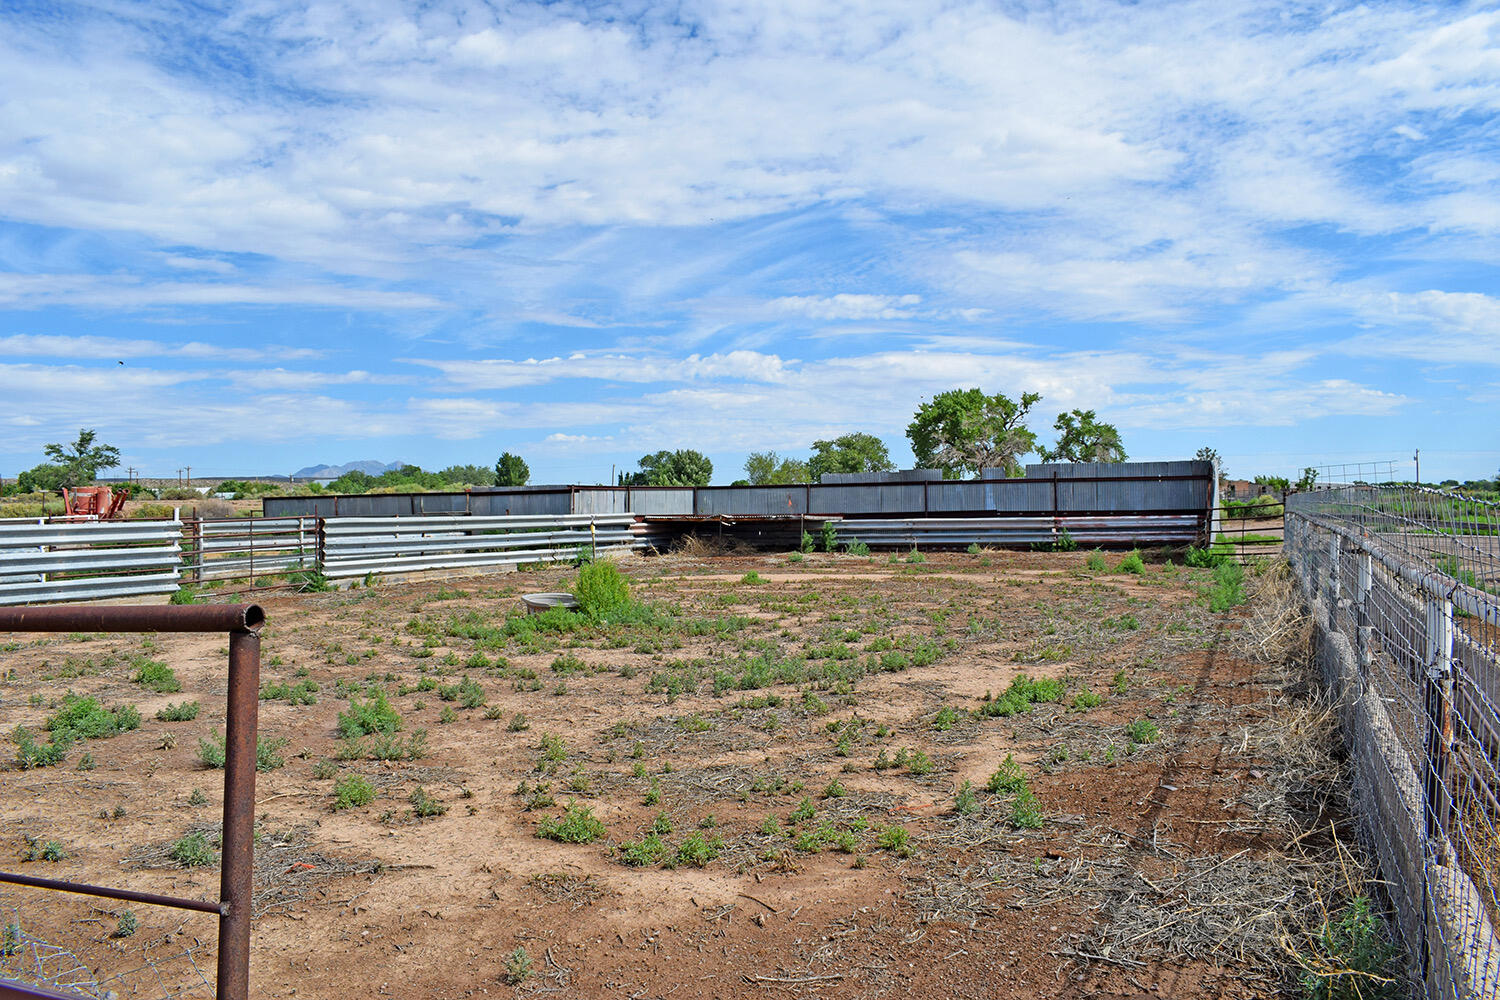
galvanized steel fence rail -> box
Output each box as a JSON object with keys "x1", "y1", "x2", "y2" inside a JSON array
[
  {"x1": 318, "y1": 513, "x2": 652, "y2": 581},
  {"x1": 1285, "y1": 486, "x2": 1499, "y2": 999},
  {"x1": 181, "y1": 517, "x2": 316, "y2": 582},
  {"x1": 0, "y1": 518, "x2": 182, "y2": 606}
]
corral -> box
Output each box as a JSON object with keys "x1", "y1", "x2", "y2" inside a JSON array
[{"x1": 0, "y1": 544, "x2": 1377, "y2": 998}]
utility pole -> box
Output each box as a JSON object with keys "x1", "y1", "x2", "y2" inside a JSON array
[
  {"x1": 1414, "y1": 449, "x2": 1420, "y2": 487},
  {"x1": 176, "y1": 468, "x2": 182, "y2": 486},
  {"x1": 185, "y1": 466, "x2": 191, "y2": 487}
]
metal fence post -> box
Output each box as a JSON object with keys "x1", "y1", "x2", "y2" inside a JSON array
[
  {"x1": 1423, "y1": 596, "x2": 1455, "y2": 856},
  {"x1": 1327, "y1": 533, "x2": 1340, "y2": 628},
  {"x1": 218, "y1": 627, "x2": 261, "y2": 1000},
  {"x1": 192, "y1": 519, "x2": 203, "y2": 585},
  {"x1": 1355, "y1": 551, "x2": 1372, "y2": 676}
]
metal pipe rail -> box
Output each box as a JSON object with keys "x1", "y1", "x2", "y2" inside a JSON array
[{"x1": 0, "y1": 604, "x2": 264, "y2": 1000}]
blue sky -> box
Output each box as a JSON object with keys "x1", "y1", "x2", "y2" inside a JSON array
[{"x1": 1, "y1": 0, "x2": 1497, "y2": 485}]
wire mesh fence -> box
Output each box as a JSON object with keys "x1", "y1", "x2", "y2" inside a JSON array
[{"x1": 1285, "y1": 485, "x2": 1499, "y2": 999}]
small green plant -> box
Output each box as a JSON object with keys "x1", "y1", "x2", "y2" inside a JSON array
[
  {"x1": 904, "y1": 548, "x2": 925, "y2": 564},
  {"x1": 504, "y1": 946, "x2": 533, "y2": 985},
  {"x1": 76, "y1": 751, "x2": 94, "y2": 771},
  {"x1": 333, "y1": 774, "x2": 377, "y2": 810},
  {"x1": 13, "y1": 727, "x2": 69, "y2": 769},
  {"x1": 1053, "y1": 527, "x2": 1078, "y2": 552},
  {"x1": 1, "y1": 923, "x2": 17, "y2": 958},
  {"x1": 799, "y1": 530, "x2": 815, "y2": 553},
  {"x1": 788, "y1": 550, "x2": 805, "y2": 563},
  {"x1": 1070, "y1": 688, "x2": 1104, "y2": 712},
  {"x1": 290, "y1": 567, "x2": 332, "y2": 593},
  {"x1": 539, "y1": 732, "x2": 567, "y2": 761},
  {"x1": 198, "y1": 732, "x2": 289, "y2": 771},
  {"x1": 1115, "y1": 549, "x2": 1145, "y2": 574},
  {"x1": 822, "y1": 779, "x2": 847, "y2": 798},
  {"x1": 20, "y1": 835, "x2": 67, "y2": 862},
  {"x1": 46, "y1": 694, "x2": 140, "y2": 742},
  {"x1": 338, "y1": 688, "x2": 402, "y2": 738},
  {"x1": 507, "y1": 712, "x2": 530, "y2": 732},
  {"x1": 573, "y1": 561, "x2": 630, "y2": 619},
  {"x1": 1085, "y1": 549, "x2": 1108, "y2": 571},
  {"x1": 536, "y1": 802, "x2": 606, "y2": 843},
  {"x1": 113, "y1": 911, "x2": 139, "y2": 938},
  {"x1": 188, "y1": 787, "x2": 209, "y2": 807},
  {"x1": 987, "y1": 754, "x2": 1027, "y2": 794},
  {"x1": 820, "y1": 520, "x2": 838, "y2": 552},
  {"x1": 619, "y1": 832, "x2": 667, "y2": 867},
  {"x1": 1296, "y1": 895, "x2": 1399, "y2": 1000},
  {"x1": 675, "y1": 831, "x2": 724, "y2": 867},
  {"x1": 409, "y1": 786, "x2": 447, "y2": 818},
  {"x1": 932, "y1": 705, "x2": 961, "y2": 731},
  {"x1": 1111, "y1": 669, "x2": 1129, "y2": 695},
  {"x1": 876, "y1": 825, "x2": 911, "y2": 855},
  {"x1": 1010, "y1": 787, "x2": 1044, "y2": 829},
  {"x1": 156, "y1": 701, "x2": 201, "y2": 722},
  {"x1": 845, "y1": 540, "x2": 870, "y2": 556},
  {"x1": 1126, "y1": 718, "x2": 1161, "y2": 744},
  {"x1": 740, "y1": 571, "x2": 766, "y2": 585},
  {"x1": 789, "y1": 797, "x2": 816, "y2": 823},
  {"x1": 169, "y1": 587, "x2": 198, "y2": 605},
  {"x1": 1207, "y1": 560, "x2": 1247, "y2": 612},
  {"x1": 168, "y1": 831, "x2": 216, "y2": 867},
  {"x1": 966, "y1": 542, "x2": 982, "y2": 555},
  {"x1": 132, "y1": 657, "x2": 182, "y2": 693},
  {"x1": 954, "y1": 779, "x2": 979, "y2": 815}
]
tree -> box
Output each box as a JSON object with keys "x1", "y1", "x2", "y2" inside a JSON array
[
  {"x1": 439, "y1": 464, "x2": 496, "y2": 487},
  {"x1": 743, "y1": 451, "x2": 810, "y2": 485},
  {"x1": 1195, "y1": 446, "x2": 1223, "y2": 480},
  {"x1": 621, "y1": 449, "x2": 713, "y2": 487},
  {"x1": 1253, "y1": 474, "x2": 1290, "y2": 493},
  {"x1": 1296, "y1": 467, "x2": 1319, "y2": 492},
  {"x1": 494, "y1": 452, "x2": 530, "y2": 487},
  {"x1": 35, "y1": 429, "x2": 121, "y2": 489},
  {"x1": 906, "y1": 389, "x2": 1041, "y2": 479},
  {"x1": 806, "y1": 433, "x2": 895, "y2": 482},
  {"x1": 1039, "y1": 409, "x2": 1127, "y2": 463}
]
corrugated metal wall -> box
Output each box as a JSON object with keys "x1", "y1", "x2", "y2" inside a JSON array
[{"x1": 262, "y1": 460, "x2": 1214, "y2": 520}]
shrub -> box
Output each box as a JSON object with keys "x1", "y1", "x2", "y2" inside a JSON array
[
  {"x1": 113, "y1": 911, "x2": 138, "y2": 938},
  {"x1": 876, "y1": 825, "x2": 911, "y2": 855},
  {"x1": 799, "y1": 530, "x2": 815, "y2": 553},
  {"x1": 1069, "y1": 688, "x2": 1104, "y2": 712},
  {"x1": 933, "y1": 706, "x2": 961, "y2": 731},
  {"x1": 740, "y1": 571, "x2": 766, "y2": 585},
  {"x1": 14, "y1": 727, "x2": 69, "y2": 769},
  {"x1": 1126, "y1": 718, "x2": 1161, "y2": 744},
  {"x1": 198, "y1": 732, "x2": 289, "y2": 771},
  {"x1": 954, "y1": 780, "x2": 980, "y2": 815},
  {"x1": 409, "y1": 787, "x2": 447, "y2": 818},
  {"x1": 905, "y1": 548, "x2": 925, "y2": 564},
  {"x1": 1207, "y1": 561, "x2": 1246, "y2": 612},
  {"x1": 1185, "y1": 545, "x2": 1228, "y2": 568},
  {"x1": 1297, "y1": 895, "x2": 1399, "y2": 1000},
  {"x1": 168, "y1": 831, "x2": 216, "y2": 867},
  {"x1": 987, "y1": 754, "x2": 1027, "y2": 794},
  {"x1": 1085, "y1": 550, "x2": 1108, "y2": 571},
  {"x1": 504, "y1": 947, "x2": 532, "y2": 985},
  {"x1": 47, "y1": 695, "x2": 140, "y2": 742},
  {"x1": 332, "y1": 774, "x2": 377, "y2": 811},
  {"x1": 820, "y1": 520, "x2": 838, "y2": 552},
  {"x1": 1054, "y1": 527, "x2": 1078, "y2": 552},
  {"x1": 573, "y1": 561, "x2": 630, "y2": 619},
  {"x1": 619, "y1": 832, "x2": 667, "y2": 867},
  {"x1": 845, "y1": 540, "x2": 870, "y2": 556},
  {"x1": 966, "y1": 542, "x2": 982, "y2": 555},
  {"x1": 1010, "y1": 787, "x2": 1044, "y2": 829},
  {"x1": 169, "y1": 587, "x2": 198, "y2": 605},
  {"x1": 676, "y1": 832, "x2": 724, "y2": 867},
  {"x1": 536, "y1": 802, "x2": 606, "y2": 843},
  {"x1": 338, "y1": 688, "x2": 402, "y2": 738},
  {"x1": 1115, "y1": 549, "x2": 1145, "y2": 574}
]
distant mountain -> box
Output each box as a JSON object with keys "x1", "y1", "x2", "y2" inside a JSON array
[{"x1": 292, "y1": 460, "x2": 406, "y2": 479}]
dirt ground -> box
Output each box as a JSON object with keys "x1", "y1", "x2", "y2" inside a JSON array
[{"x1": 0, "y1": 547, "x2": 1360, "y2": 999}]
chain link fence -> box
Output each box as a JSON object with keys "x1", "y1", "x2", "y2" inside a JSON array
[{"x1": 1285, "y1": 485, "x2": 1499, "y2": 999}]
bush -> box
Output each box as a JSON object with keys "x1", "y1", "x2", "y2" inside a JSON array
[
  {"x1": 156, "y1": 701, "x2": 200, "y2": 722},
  {"x1": 133, "y1": 503, "x2": 174, "y2": 519},
  {"x1": 338, "y1": 688, "x2": 402, "y2": 738},
  {"x1": 1085, "y1": 550, "x2": 1107, "y2": 571},
  {"x1": 332, "y1": 774, "x2": 376, "y2": 810},
  {"x1": 168, "y1": 831, "x2": 216, "y2": 867},
  {"x1": 191, "y1": 498, "x2": 236, "y2": 518},
  {"x1": 675, "y1": 831, "x2": 724, "y2": 867},
  {"x1": 572, "y1": 561, "x2": 630, "y2": 620},
  {"x1": 47, "y1": 695, "x2": 140, "y2": 742},
  {"x1": 132, "y1": 657, "x2": 181, "y2": 693},
  {"x1": 1185, "y1": 545, "x2": 1229, "y2": 568},
  {"x1": 1297, "y1": 895, "x2": 1399, "y2": 1000},
  {"x1": 987, "y1": 754, "x2": 1027, "y2": 794},
  {"x1": 1126, "y1": 718, "x2": 1161, "y2": 744},
  {"x1": 14, "y1": 727, "x2": 69, "y2": 769},
  {"x1": 845, "y1": 540, "x2": 870, "y2": 556},
  {"x1": 169, "y1": 586, "x2": 197, "y2": 605},
  {"x1": 1207, "y1": 561, "x2": 1246, "y2": 612},
  {"x1": 536, "y1": 802, "x2": 606, "y2": 843},
  {"x1": 820, "y1": 520, "x2": 838, "y2": 552},
  {"x1": 409, "y1": 786, "x2": 447, "y2": 818},
  {"x1": 799, "y1": 530, "x2": 815, "y2": 553},
  {"x1": 1054, "y1": 527, "x2": 1078, "y2": 552},
  {"x1": 1115, "y1": 549, "x2": 1145, "y2": 574},
  {"x1": 1010, "y1": 787, "x2": 1044, "y2": 829}
]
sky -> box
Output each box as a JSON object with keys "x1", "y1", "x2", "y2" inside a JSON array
[{"x1": 1, "y1": 0, "x2": 1497, "y2": 486}]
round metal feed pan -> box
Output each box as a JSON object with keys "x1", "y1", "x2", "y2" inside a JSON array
[{"x1": 521, "y1": 592, "x2": 579, "y2": 615}]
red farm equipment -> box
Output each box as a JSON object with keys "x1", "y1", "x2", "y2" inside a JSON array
[{"x1": 61, "y1": 485, "x2": 129, "y2": 519}]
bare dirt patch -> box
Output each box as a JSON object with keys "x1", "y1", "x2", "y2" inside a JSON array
[{"x1": 1, "y1": 549, "x2": 1376, "y2": 998}]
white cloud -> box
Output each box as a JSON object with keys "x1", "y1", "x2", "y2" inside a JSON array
[
  {"x1": 407, "y1": 351, "x2": 792, "y2": 389},
  {"x1": 768, "y1": 294, "x2": 922, "y2": 320},
  {"x1": 0, "y1": 333, "x2": 324, "y2": 362}
]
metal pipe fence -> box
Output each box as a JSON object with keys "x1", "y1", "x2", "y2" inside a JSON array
[
  {"x1": 1285, "y1": 486, "x2": 1499, "y2": 999},
  {"x1": 0, "y1": 605, "x2": 264, "y2": 1000},
  {"x1": 0, "y1": 518, "x2": 182, "y2": 606}
]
